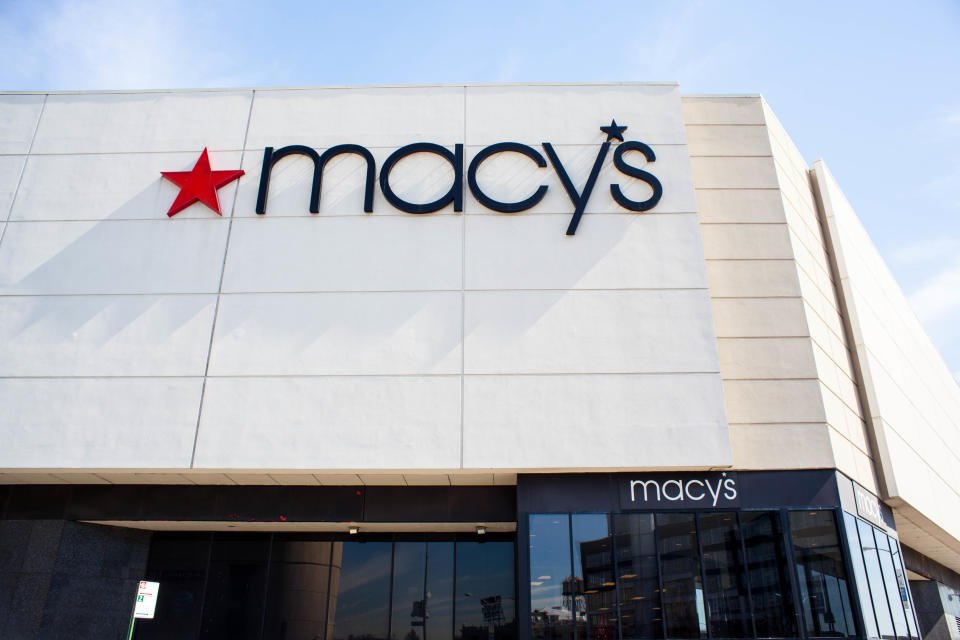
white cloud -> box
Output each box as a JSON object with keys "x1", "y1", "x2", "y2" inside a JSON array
[
  {"x1": 0, "y1": 0, "x2": 237, "y2": 90},
  {"x1": 908, "y1": 258, "x2": 960, "y2": 324}
]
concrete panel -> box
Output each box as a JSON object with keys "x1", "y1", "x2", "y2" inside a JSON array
[
  {"x1": 11, "y1": 151, "x2": 244, "y2": 221},
  {"x1": 681, "y1": 96, "x2": 765, "y2": 125},
  {"x1": 717, "y1": 337, "x2": 817, "y2": 379},
  {"x1": 0, "y1": 294, "x2": 216, "y2": 376},
  {"x1": 466, "y1": 84, "x2": 686, "y2": 146},
  {"x1": 208, "y1": 291, "x2": 462, "y2": 375},
  {"x1": 0, "y1": 219, "x2": 229, "y2": 294},
  {"x1": 700, "y1": 223, "x2": 794, "y2": 260},
  {"x1": 221, "y1": 216, "x2": 462, "y2": 293},
  {"x1": 722, "y1": 379, "x2": 827, "y2": 424},
  {"x1": 465, "y1": 213, "x2": 709, "y2": 290},
  {"x1": 462, "y1": 143, "x2": 697, "y2": 214},
  {"x1": 246, "y1": 86, "x2": 464, "y2": 150},
  {"x1": 0, "y1": 377, "x2": 202, "y2": 468},
  {"x1": 729, "y1": 422, "x2": 834, "y2": 469},
  {"x1": 193, "y1": 376, "x2": 461, "y2": 469},
  {"x1": 815, "y1": 159, "x2": 960, "y2": 548},
  {"x1": 0, "y1": 155, "x2": 26, "y2": 217},
  {"x1": 0, "y1": 94, "x2": 45, "y2": 154},
  {"x1": 465, "y1": 290, "x2": 719, "y2": 374},
  {"x1": 685, "y1": 124, "x2": 772, "y2": 156},
  {"x1": 32, "y1": 91, "x2": 252, "y2": 154},
  {"x1": 462, "y1": 373, "x2": 730, "y2": 468},
  {"x1": 690, "y1": 157, "x2": 779, "y2": 189},
  {"x1": 710, "y1": 298, "x2": 809, "y2": 338},
  {"x1": 694, "y1": 188, "x2": 786, "y2": 224},
  {"x1": 705, "y1": 260, "x2": 802, "y2": 298}
]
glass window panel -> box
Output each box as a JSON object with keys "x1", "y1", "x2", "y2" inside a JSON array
[
  {"x1": 572, "y1": 514, "x2": 617, "y2": 640},
  {"x1": 875, "y1": 534, "x2": 909, "y2": 639},
  {"x1": 393, "y1": 542, "x2": 428, "y2": 640},
  {"x1": 135, "y1": 534, "x2": 210, "y2": 640},
  {"x1": 888, "y1": 538, "x2": 918, "y2": 638},
  {"x1": 263, "y1": 537, "x2": 337, "y2": 640},
  {"x1": 858, "y1": 520, "x2": 895, "y2": 639},
  {"x1": 789, "y1": 511, "x2": 856, "y2": 637},
  {"x1": 741, "y1": 512, "x2": 798, "y2": 638},
  {"x1": 841, "y1": 514, "x2": 880, "y2": 640},
  {"x1": 613, "y1": 513, "x2": 663, "y2": 640},
  {"x1": 426, "y1": 542, "x2": 455, "y2": 640},
  {"x1": 529, "y1": 515, "x2": 573, "y2": 640},
  {"x1": 699, "y1": 513, "x2": 751, "y2": 638},
  {"x1": 455, "y1": 541, "x2": 516, "y2": 640},
  {"x1": 656, "y1": 513, "x2": 706, "y2": 639},
  {"x1": 199, "y1": 534, "x2": 271, "y2": 640},
  {"x1": 330, "y1": 541, "x2": 393, "y2": 640}
]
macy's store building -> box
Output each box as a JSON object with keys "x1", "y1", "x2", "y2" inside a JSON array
[{"x1": 0, "y1": 83, "x2": 958, "y2": 640}]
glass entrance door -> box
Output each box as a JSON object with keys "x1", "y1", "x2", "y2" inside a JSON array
[{"x1": 134, "y1": 533, "x2": 516, "y2": 640}]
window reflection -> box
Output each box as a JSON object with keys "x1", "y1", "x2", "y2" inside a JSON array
[
  {"x1": 613, "y1": 513, "x2": 663, "y2": 640},
  {"x1": 392, "y1": 543, "x2": 428, "y2": 640},
  {"x1": 330, "y1": 541, "x2": 393, "y2": 640},
  {"x1": 454, "y1": 541, "x2": 516, "y2": 640},
  {"x1": 656, "y1": 513, "x2": 706, "y2": 639},
  {"x1": 888, "y1": 539, "x2": 918, "y2": 638},
  {"x1": 789, "y1": 511, "x2": 856, "y2": 637},
  {"x1": 742, "y1": 511, "x2": 798, "y2": 638},
  {"x1": 529, "y1": 515, "x2": 573, "y2": 640},
  {"x1": 572, "y1": 514, "x2": 616, "y2": 640},
  {"x1": 874, "y1": 534, "x2": 909, "y2": 638},
  {"x1": 426, "y1": 542, "x2": 455, "y2": 640},
  {"x1": 858, "y1": 519, "x2": 895, "y2": 639},
  {"x1": 699, "y1": 513, "x2": 750, "y2": 638},
  {"x1": 842, "y1": 514, "x2": 880, "y2": 640}
]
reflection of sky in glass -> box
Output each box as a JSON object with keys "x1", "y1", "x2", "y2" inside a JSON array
[
  {"x1": 529, "y1": 515, "x2": 570, "y2": 612},
  {"x1": 455, "y1": 541, "x2": 515, "y2": 632},
  {"x1": 426, "y1": 542, "x2": 455, "y2": 640},
  {"x1": 393, "y1": 543, "x2": 427, "y2": 640},
  {"x1": 572, "y1": 514, "x2": 609, "y2": 579},
  {"x1": 332, "y1": 542, "x2": 392, "y2": 640}
]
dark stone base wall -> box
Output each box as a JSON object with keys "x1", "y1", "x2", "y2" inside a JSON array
[{"x1": 0, "y1": 520, "x2": 151, "y2": 640}]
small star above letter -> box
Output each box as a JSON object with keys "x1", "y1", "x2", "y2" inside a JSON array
[
  {"x1": 600, "y1": 119, "x2": 627, "y2": 142},
  {"x1": 161, "y1": 148, "x2": 244, "y2": 217}
]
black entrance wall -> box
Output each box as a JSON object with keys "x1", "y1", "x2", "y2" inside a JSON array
[
  {"x1": 0, "y1": 484, "x2": 516, "y2": 525},
  {"x1": 0, "y1": 519, "x2": 150, "y2": 639}
]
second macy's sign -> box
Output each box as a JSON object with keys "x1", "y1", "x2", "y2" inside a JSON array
[{"x1": 254, "y1": 119, "x2": 663, "y2": 235}]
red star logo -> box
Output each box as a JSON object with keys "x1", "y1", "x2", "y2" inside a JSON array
[{"x1": 161, "y1": 148, "x2": 244, "y2": 217}]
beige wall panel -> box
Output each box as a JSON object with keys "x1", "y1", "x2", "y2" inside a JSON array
[
  {"x1": 700, "y1": 223, "x2": 794, "y2": 260},
  {"x1": 681, "y1": 96, "x2": 765, "y2": 125},
  {"x1": 728, "y1": 423, "x2": 834, "y2": 469},
  {"x1": 706, "y1": 260, "x2": 802, "y2": 298},
  {"x1": 694, "y1": 189, "x2": 786, "y2": 224},
  {"x1": 685, "y1": 125, "x2": 772, "y2": 156},
  {"x1": 690, "y1": 157, "x2": 780, "y2": 189},
  {"x1": 722, "y1": 379, "x2": 827, "y2": 424},
  {"x1": 710, "y1": 298, "x2": 809, "y2": 338},
  {"x1": 717, "y1": 337, "x2": 817, "y2": 380}
]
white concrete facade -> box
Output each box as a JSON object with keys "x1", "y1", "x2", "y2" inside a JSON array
[{"x1": 0, "y1": 84, "x2": 958, "y2": 573}]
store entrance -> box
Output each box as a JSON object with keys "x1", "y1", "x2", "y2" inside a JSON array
[{"x1": 133, "y1": 532, "x2": 517, "y2": 640}]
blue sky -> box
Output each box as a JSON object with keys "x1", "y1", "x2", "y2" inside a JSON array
[{"x1": 2, "y1": 0, "x2": 959, "y2": 377}]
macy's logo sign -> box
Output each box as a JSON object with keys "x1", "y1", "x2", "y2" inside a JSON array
[{"x1": 629, "y1": 473, "x2": 738, "y2": 507}]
